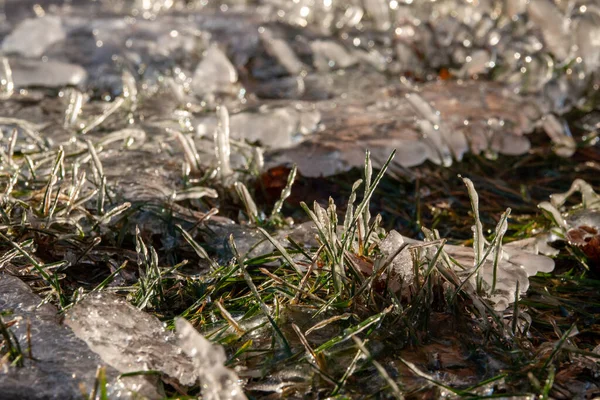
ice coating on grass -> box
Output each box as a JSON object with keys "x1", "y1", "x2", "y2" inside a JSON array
[
  {"x1": 2, "y1": 16, "x2": 66, "y2": 57},
  {"x1": 65, "y1": 293, "x2": 197, "y2": 391},
  {"x1": 176, "y1": 318, "x2": 247, "y2": 400},
  {"x1": 0, "y1": 275, "x2": 128, "y2": 400}
]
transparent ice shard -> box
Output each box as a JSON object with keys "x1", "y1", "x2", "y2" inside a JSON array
[
  {"x1": 65, "y1": 293, "x2": 197, "y2": 393},
  {"x1": 310, "y1": 40, "x2": 358, "y2": 71},
  {"x1": 527, "y1": 0, "x2": 571, "y2": 61},
  {"x1": 2, "y1": 16, "x2": 66, "y2": 57},
  {"x1": 260, "y1": 28, "x2": 305, "y2": 75},
  {"x1": 541, "y1": 114, "x2": 576, "y2": 157},
  {"x1": 191, "y1": 45, "x2": 238, "y2": 97},
  {"x1": 176, "y1": 318, "x2": 247, "y2": 400},
  {"x1": 379, "y1": 230, "x2": 413, "y2": 283}
]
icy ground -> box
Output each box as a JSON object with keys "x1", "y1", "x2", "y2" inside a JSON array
[{"x1": 0, "y1": 0, "x2": 599, "y2": 398}]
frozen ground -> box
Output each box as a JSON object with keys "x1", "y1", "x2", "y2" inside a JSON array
[{"x1": 1, "y1": 0, "x2": 600, "y2": 399}]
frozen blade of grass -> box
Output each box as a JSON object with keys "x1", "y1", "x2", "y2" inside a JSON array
[
  {"x1": 86, "y1": 140, "x2": 104, "y2": 183},
  {"x1": 215, "y1": 105, "x2": 233, "y2": 179},
  {"x1": 91, "y1": 260, "x2": 127, "y2": 293},
  {"x1": 234, "y1": 181, "x2": 259, "y2": 222},
  {"x1": 175, "y1": 224, "x2": 218, "y2": 270},
  {"x1": 80, "y1": 97, "x2": 125, "y2": 135},
  {"x1": 64, "y1": 89, "x2": 84, "y2": 128},
  {"x1": 305, "y1": 313, "x2": 353, "y2": 336},
  {"x1": 0, "y1": 231, "x2": 52, "y2": 282},
  {"x1": 171, "y1": 128, "x2": 201, "y2": 172},
  {"x1": 462, "y1": 177, "x2": 485, "y2": 268},
  {"x1": 41, "y1": 149, "x2": 64, "y2": 216},
  {"x1": 229, "y1": 235, "x2": 292, "y2": 356},
  {"x1": 0, "y1": 57, "x2": 14, "y2": 99},
  {"x1": 362, "y1": 150, "x2": 373, "y2": 237},
  {"x1": 173, "y1": 187, "x2": 218, "y2": 201},
  {"x1": 491, "y1": 208, "x2": 510, "y2": 293},
  {"x1": 453, "y1": 207, "x2": 511, "y2": 298},
  {"x1": 93, "y1": 202, "x2": 131, "y2": 228},
  {"x1": 342, "y1": 179, "x2": 363, "y2": 243},
  {"x1": 7, "y1": 128, "x2": 17, "y2": 167},
  {"x1": 314, "y1": 305, "x2": 392, "y2": 354},
  {"x1": 216, "y1": 299, "x2": 245, "y2": 335},
  {"x1": 341, "y1": 150, "x2": 395, "y2": 252},
  {"x1": 269, "y1": 165, "x2": 297, "y2": 220},
  {"x1": 259, "y1": 267, "x2": 326, "y2": 304},
  {"x1": 352, "y1": 337, "x2": 404, "y2": 399},
  {"x1": 542, "y1": 323, "x2": 578, "y2": 369},
  {"x1": 0, "y1": 118, "x2": 48, "y2": 150},
  {"x1": 292, "y1": 323, "x2": 323, "y2": 369},
  {"x1": 398, "y1": 356, "x2": 460, "y2": 395},
  {"x1": 257, "y1": 227, "x2": 303, "y2": 277},
  {"x1": 331, "y1": 346, "x2": 363, "y2": 395}
]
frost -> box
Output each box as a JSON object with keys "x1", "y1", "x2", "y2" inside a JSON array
[{"x1": 176, "y1": 318, "x2": 247, "y2": 400}]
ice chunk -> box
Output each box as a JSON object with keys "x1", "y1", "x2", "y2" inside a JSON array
[
  {"x1": 542, "y1": 114, "x2": 576, "y2": 157},
  {"x1": 2, "y1": 16, "x2": 66, "y2": 57},
  {"x1": 527, "y1": 0, "x2": 571, "y2": 61},
  {"x1": 191, "y1": 45, "x2": 238, "y2": 97},
  {"x1": 9, "y1": 58, "x2": 87, "y2": 88},
  {"x1": 575, "y1": 13, "x2": 600, "y2": 74},
  {"x1": 260, "y1": 28, "x2": 305, "y2": 75},
  {"x1": 310, "y1": 40, "x2": 358, "y2": 71},
  {"x1": 65, "y1": 293, "x2": 197, "y2": 390},
  {"x1": 0, "y1": 275, "x2": 124, "y2": 399},
  {"x1": 379, "y1": 230, "x2": 413, "y2": 282},
  {"x1": 363, "y1": 0, "x2": 392, "y2": 31},
  {"x1": 230, "y1": 107, "x2": 319, "y2": 148},
  {"x1": 176, "y1": 318, "x2": 247, "y2": 400}
]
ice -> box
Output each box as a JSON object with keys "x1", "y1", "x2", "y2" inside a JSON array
[
  {"x1": 310, "y1": 40, "x2": 358, "y2": 71},
  {"x1": 230, "y1": 107, "x2": 320, "y2": 149},
  {"x1": 378, "y1": 230, "x2": 414, "y2": 283},
  {"x1": 2, "y1": 16, "x2": 66, "y2": 57},
  {"x1": 575, "y1": 13, "x2": 600, "y2": 74},
  {"x1": 176, "y1": 318, "x2": 247, "y2": 400},
  {"x1": 268, "y1": 79, "x2": 535, "y2": 177},
  {"x1": 259, "y1": 28, "x2": 305, "y2": 75},
  {"x1": 9, "y1": 58, "x2": 87, "y2": 88},
  {"x1": 541, "y1": 114, "x2": 576, "y2": 157},
  {"x1": 192, "y1": 45, "x2": 238, "y2": 97},
  {"x1": 65, "y1": 293, "x2": 197, "y2": 391},
  {"x1": 526, "y1": 0, "x2": 571, "y2": 61},
  {"x1": 0, "y1": 275, "x2": 124, "y2": 400}
]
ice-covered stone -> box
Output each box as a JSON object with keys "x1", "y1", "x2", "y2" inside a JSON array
[
  {"x1": 176, "y1": 318, "x2": 247, "y2": 400},
  {"x1": 2, "y1": 16, "x2": 66, "y2": 57}
]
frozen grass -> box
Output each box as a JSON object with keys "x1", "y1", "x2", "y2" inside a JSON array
[{"x1": 1, "y1": 118, "x2": 600, "y2": 399}]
